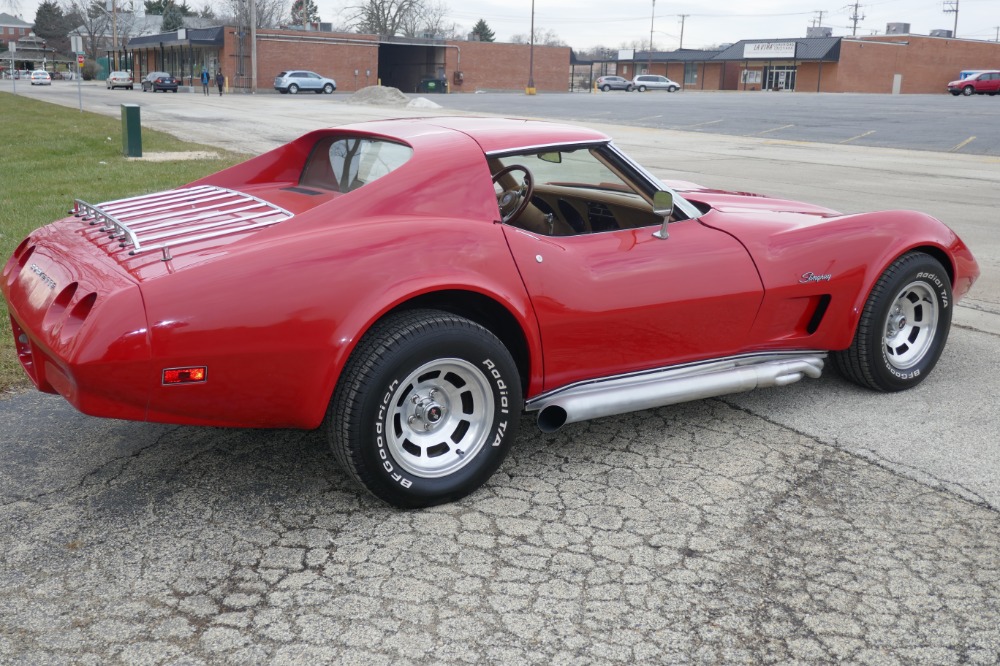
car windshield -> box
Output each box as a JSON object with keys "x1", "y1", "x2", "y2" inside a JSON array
[{"x1": 493, "y1": 148, "x2": 637, "y2": 195}]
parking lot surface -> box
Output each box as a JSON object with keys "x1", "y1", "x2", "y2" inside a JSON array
[{"x1": 2, "y1": 82, "x2": 999, "y2": 663}]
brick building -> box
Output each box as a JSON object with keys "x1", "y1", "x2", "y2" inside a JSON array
[
  {"x1": 125, "y1": 25, "x2": 570, "y2": 94},
  {"x1": 619, "y1": 34, "x2": 1000, "y2": 94}
]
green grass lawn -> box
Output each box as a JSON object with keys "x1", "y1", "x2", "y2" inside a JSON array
[{"x1": 0, "y1": 93, "x2": 246, "y2": 395}]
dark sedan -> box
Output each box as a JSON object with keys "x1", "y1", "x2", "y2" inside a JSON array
[{"x1": 141, "y1": 71, "x2": 179, "y2": 93}]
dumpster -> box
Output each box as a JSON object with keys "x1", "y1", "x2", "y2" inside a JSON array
[{"x1": 417, "y1": 77, "x2": 448, "y2": 94}]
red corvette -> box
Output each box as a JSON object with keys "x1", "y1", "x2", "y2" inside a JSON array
[{"x1": 1, "y1": 117, "x2": 979, "y2": 507}]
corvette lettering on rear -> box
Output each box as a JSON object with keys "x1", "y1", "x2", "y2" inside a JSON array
[{"x1": 29, "y1": 264, "x2": 57, "y2": 290}]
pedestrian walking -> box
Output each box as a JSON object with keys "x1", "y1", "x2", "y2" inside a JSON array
[
  {"x1": 215, "y1": 70, "x2": 224, "y2": 96},
  {"x1": 200, "y1": 68, "x2": 210, "y2": 95}
]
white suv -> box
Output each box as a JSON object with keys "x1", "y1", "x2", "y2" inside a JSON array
[
  {"x1": 274, "y1": 70, "x2": 337, "y2": 95},
  {"x1": 631, "y1": 75, "x2": 681, "y2": 92}
]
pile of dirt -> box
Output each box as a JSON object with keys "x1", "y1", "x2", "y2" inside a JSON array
[
  {"x1": 347, "y1": 85, "x2": 442, "y2": 109},
  {"x1": 348, "y1": 85, "x2": 411, "y2": 106}
]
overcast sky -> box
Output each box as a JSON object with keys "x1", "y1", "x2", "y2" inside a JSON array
[{"x1": 8, "y1": 0, "x2": 1000, "y2": 50}]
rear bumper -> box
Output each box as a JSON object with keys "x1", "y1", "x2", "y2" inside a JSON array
[{"x1": 2, "y1": 224, "x2": 153, "y2": 420}]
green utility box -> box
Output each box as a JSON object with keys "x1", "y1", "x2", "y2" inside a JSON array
[{"x1": 121, "y1": 103, "x2": 142, "y2": 157}]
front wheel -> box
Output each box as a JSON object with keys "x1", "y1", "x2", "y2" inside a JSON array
[
  {"x1": 323, "y1": 83, "x2": 334, "y2": 94},
  {"x1": 833, "y1": 252, "x2": 952, "y2": 392},
  {"x1": 329, "y1": 310, "x2": 522, "y2": 508},
  {"x1": 668, "y1": 86, "x2": 679, "y2": 92},
  {"x1": 963, "y1": 85, "x2": 974, "y2": 96}
]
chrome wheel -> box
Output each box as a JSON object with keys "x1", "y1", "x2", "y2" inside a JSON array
[
  {"x1": 882, "y1": 281, "x2": 939, "y2": 370},
  {"x1": 386, "y1": 358, "x2": 494, "y2": 479}
]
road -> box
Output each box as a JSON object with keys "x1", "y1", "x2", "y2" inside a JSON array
[{"x1": 2, "y1": 81, "x2": 999, "y2": 663}]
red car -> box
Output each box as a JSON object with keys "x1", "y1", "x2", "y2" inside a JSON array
[
  {"x1": 1, "y1": 117, "x2": 980, "y2": 507},
  {"x1": 947, "y1": 70, "x2": 1000, "y2": 96}
]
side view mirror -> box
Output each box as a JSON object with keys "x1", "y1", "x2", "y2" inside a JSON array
[{"x1": 652, "y1": 190, "x2": 673, "y2": 239}]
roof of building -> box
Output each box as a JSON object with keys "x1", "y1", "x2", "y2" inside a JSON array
[
  {"x1": 69, "y1": 15, "x2": 220, "y2": 42},
  {"x1": 713, "y1": 37, "x2": 841, "y2": 61},
  {"x1": 633, "y1": 49, "x2": 724, "y2": 63},
  {"x1": 0, "y1": 12, "x2": 33, "y2": 28},
  {"x1": 127, "y1": 25, "x2": 224, "y2": 48}
]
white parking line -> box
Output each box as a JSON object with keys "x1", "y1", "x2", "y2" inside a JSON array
[
  {"x1": 950, "y1": 136, "x2": 976, "y2": 152},
  {"x1": 840, "y1": 130, "x2": 876, "y2": 144},
  {"x1": 672, "y1": 119, "x2": 724, "y2": 129},
  {"x1": 748, "y1": 124, "x2": 793, "y2": 136}
]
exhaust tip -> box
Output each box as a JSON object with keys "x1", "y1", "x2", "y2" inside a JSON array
[{"x1": 537, "y1": 405, "x2": 567, "y2": 433}]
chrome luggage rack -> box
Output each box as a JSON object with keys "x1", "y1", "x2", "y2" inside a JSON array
[{"x1": 73, "y1": 185, "x2": 294, "y2": 261}]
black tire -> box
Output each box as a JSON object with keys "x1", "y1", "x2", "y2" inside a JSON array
[
  {"x1": 833, "y1": 252, "x2": 952, "y2": 392},
  {"x1": 668, "y1": 86, "x2": 679, "y2": 92},
  {"x1": 637, "y1": 85, "x2": 647, "y2": 92},
  {"x1": 288, "y1": 83, "x2": 299, "y2": 94},
  {"x1": 601, "y1": 84, "x2": 611, "y2": 92},
  {"x1": 963, "y1": 85, "x2": 974, "y2": 96},
  {"x1": 329, "y1": 309, "x2": 522, "y2": 508},
  {"x1": 323, "y1": 83, "x2": 334, "y2": 94}
]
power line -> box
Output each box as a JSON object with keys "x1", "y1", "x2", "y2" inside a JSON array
[
  {"x1": 943, "y1": 0, "x2": 959, "y2": 38},
  {"x1": 846, "y1": 2, "x2": 866, "y2": 36}
]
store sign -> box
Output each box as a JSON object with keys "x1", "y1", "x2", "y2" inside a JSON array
[{"x1": 743, "y1": 42, "x2": 796, "y2": 59}]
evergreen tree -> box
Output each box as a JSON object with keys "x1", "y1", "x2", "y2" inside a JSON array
[
  {"x1": 146, "y1": 0, "x2": 196, "y2": 16},
  {"x1": 161, "y1": 4, "x2": 185, "y2": 30},
  {"x1": 33, "y1": 1, "x2": 73, "y2": 54},
  {"x1": 290, "y1": 0, "x2": 319, "y2": 25},
  {"x1": 470, "y1": 18, "x2": 494, "y2": 42}
]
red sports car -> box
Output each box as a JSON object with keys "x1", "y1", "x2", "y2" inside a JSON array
[{"x1": 1, "y1": 117, "x2": 980, "y2": 507}]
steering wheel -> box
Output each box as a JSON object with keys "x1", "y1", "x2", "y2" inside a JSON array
[{"x1": 491, "y1": 164, "x2": 534, "y2": 225}]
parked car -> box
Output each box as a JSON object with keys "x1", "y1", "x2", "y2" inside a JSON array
[
  {"x1": 106, "y1": 71, "x2": 134, "y2": 90},
  {"x1": 1, "y1": 117, "x2": 979, "y2": 508},
  {"x1": 29, "y1": 70, "x2": 51, "y2": 86},
  {"x1": 947, "y1": 70, "x2": 1000, "y2": 96},
  {"x1": 141, "y1": 72, "x2": 178, "y2": 93},
  {"x1": 596, "y1": 75, "x2": 632, "y2": 92},
  {"x1": 49, "y1": 70, "x2": 65, "y2": 80},
  {"x1": 631, "y1": 74, "x2": 681, "y2": 92},
  {"x1": 273, "y1": 70, "x2": 337, "y2": 94}
]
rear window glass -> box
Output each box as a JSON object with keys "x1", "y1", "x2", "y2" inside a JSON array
[{"x1": 300, "y1": 136, "x2": 413, "y2": 193}]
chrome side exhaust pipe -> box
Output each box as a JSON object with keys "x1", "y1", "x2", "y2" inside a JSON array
[{"x1": 530, "y1": 354, "x2": 825, "y2": 433}]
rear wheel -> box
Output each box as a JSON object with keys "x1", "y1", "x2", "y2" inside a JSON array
[
  {"x1": 329, "y1": 310, "x2": 522, "y2": 508},
  {"x1": 833, "y1": 252, "x2": 952, "y2": 392},
  {"x1": 601, "y1": 84, "x2": 611, "y2": 91},
  {"x1": 288, "y1": 83, "x2": 299, "y2": 94},
  {"x1": 637, "y1": 85, "x2": 647, "y2": 92}
]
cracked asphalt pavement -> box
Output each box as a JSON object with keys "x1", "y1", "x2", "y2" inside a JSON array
[
  {"x1": 3, "y1": 371, "x2": 1000, "y2": 663},
  {"x1": 2, "y1": 86, "x2": 1000, "y2": 663}
]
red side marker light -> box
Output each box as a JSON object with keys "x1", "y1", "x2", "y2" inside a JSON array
[{"x1": 163, "y1": 366, "x2": 207, "y2": 385}]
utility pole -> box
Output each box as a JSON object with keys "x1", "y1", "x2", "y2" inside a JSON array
[
  {"x1": 994, "y1": 26, "x2": 999, "y2": 42},
  {"x1": 848, "y1": 2, "x2": 865, "y2": 37},
  {"x1": 648, "y1": 0, "x2": 655, "y2": 72},
  {"x1": 812, "y1": 10, "x2": 826, "y2": 27},
  {"x1": 943, "y1": 0, "x2": 959, "y2": 38},
  {"x1": 678, "y1": 14, "x2": 689, "y2": 49}
]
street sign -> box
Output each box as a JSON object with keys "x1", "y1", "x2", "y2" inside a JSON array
[{"x1": 77, "y1": 54, "x2": 85, "y2": 66}]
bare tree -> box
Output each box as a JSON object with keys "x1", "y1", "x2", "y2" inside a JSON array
[
  {"x1": 398, "y1": 0, "x2": 455, "y2": 38},
  {"x1": 215, "y1": 0, "x2": 287, "y2": 28},
  {"x1": 346, "y1": 0, "x2": 419, "y2": 36},
  {"x1": 62, "y1": 0, "x2": 111, "y2": 60},
  {"x1": 1, "y1": 0, "x2": 21, "y2": 15},
  {"x1": 510, "y1": 27, "x2": 565, "y2": 47}
]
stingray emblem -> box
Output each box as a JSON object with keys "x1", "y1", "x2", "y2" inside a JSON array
[{"x1": 799, "y1": 272, "x2": 832, "y2": 284}]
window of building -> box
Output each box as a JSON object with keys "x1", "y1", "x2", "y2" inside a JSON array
[{"x1": 684, "y1": 62, "x2": 698, "y2": 85}]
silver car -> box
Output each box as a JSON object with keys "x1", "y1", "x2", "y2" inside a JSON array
[
  {"x1": 631, "y1": 74, "x2": 681, "y2": 92},
  {"x1": 274, "y1": 70, "x2": 337, "y2": 95}
]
